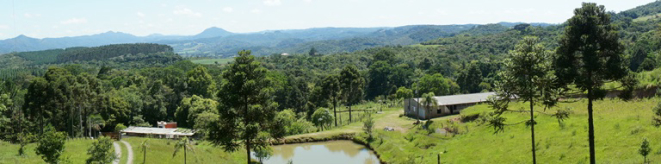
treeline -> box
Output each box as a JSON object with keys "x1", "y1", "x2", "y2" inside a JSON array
[{"x1": 56, "y1": 43, "x2": 173, "y2": 63}]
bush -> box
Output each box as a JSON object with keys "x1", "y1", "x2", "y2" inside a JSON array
[
  {"x1": 363, "y1": 116, "x2": 375, "y2": 140},
  {"x1": 460, "y1": 113, "x2": 481, "y2": 123},
  {"x1": 288, "y1": 119, "x2": 317, "y2": 135},
  {"x1": 114, "y1": 123, "x2": 127, "y2": 133},
  {"x1": 36, "y1": 130, "x2": 67, "y2": 164},
  {"x1": 86, "y1": 137, "x2": 116, "y2": 164}
]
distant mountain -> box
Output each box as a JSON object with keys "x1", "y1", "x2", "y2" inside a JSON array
[
  {"x1": 191, "y1": 27, "x2": 234, "y2": 39},
  {"x1": 0, "y1": 22, "x2": 552, "y2": 56}
]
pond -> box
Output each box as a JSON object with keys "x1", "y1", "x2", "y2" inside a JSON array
[{"x1": 255, "y1": 140, "x2": 380, "y2": 164}]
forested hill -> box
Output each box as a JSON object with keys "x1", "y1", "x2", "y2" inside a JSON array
[
  {"x1": 0, "y1": 43, "x2": 181, "y2": 79},
  {"x1": 257, "y1": 1, "x2": 661, "y2": 100},
  {"x1": 56, "y1": 43, "x2": 173, "y2": 62}
]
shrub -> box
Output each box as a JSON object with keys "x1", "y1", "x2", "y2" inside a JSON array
[
  {"x1": 36, "y1": 130, "x2": 67, "y2": 164},
  {"x1": 114, "y1": 123, "x2": 127, "y2": 133},
  {"x1": 363, "y1": 116, "x2": 375, "y2": 140},
  {"x1": 460, "y1": 113, "x2": 480, "y2": 123},
  {"x1": 86, "y1": 137, "x2": 116, "y2": 164}
]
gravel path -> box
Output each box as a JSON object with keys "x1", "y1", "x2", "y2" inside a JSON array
[
  {"x1": 120, "y1": 141, "x2": 134, "y2": 164},
  {"x1": 113, "y1": 142, "x2": 121, "y2": 164}
]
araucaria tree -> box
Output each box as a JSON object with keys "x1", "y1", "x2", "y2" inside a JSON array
[
  {"x1": 208, "y1": 50, "x2": 282, "y2": 164},
  {"x1": 340, "y1": 65, "x2": 365, "y2": 123},
  {"x1": 554, "y1": 3, "x2": 629, "y2": 164},
  {"x1": 321, "y1": 75, "x2": 341, "y2": 126},
  {"x1": 639, "y1": 138, "x2": 651, "y2": 163},
  {"x1": 489, "y1": 36, "x2": 560, "y2": 164}
]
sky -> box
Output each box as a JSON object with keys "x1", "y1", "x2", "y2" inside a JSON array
[{"x1": 0, "y1": 0, "x2": 656, "y2": 40}]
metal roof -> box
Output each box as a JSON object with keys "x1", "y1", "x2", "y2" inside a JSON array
[
  {"x1": 414, "y1": 92, "x2": 495, "y2": 106},
  {"x1": 121, "y1": 126, "x2": 194, "y2": 136}
]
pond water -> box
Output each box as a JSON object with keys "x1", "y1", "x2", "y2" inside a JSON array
[{"x1": 255, "y1": 140, "x2": 380, "y2": 164}]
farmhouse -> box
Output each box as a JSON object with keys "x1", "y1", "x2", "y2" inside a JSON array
[
  {"x1": 404, "y1": 92, "x2": 496, "y2": 120},
  {"x1": 121, "y1": 121, "x2": 194, "y2": 139}
]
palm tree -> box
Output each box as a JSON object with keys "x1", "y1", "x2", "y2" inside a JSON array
[
  {"x1": 173, "y1": 137, "x2": 194, "y2": 164},
  {"x1": 140, "y1": 139, "x2": 149, "y2": 164},
  {"x1": 88, "y1": 114, "x2": 105, "y2": 138},
  {"x1": 420, "y1": 92, "x2": 438, "y2": 121}
]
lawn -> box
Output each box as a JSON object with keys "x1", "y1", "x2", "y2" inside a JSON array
[
  {"x1": 189, "y1": 58, "x2": 234, "y2": 65},
  {"x1": 351, "y1": 98, "x2": 661, "y2": 163},
  {"x1": 0, "y1": 138, "x2": 97, "y2": 164},
  {"x1": 123, "y1": 137, "x2": 246, "y2": 164}
]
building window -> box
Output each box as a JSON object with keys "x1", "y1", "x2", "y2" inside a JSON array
[{"x1": 437, "y1": 108, "x2": 442, "y2": 114}]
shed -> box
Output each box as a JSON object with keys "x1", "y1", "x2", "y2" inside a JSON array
[
  {"x1": 121, "y1": 126, "x2": 194, "y2": 139},
  {"x1": 404, "y1": 92, "x2": 495, "y2": 119}
]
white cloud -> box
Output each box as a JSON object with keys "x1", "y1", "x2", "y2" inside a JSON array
[
  {"x1": 60, "y1": 18, "x2": 87, "y2": 25},
  {"x1": 250, "y1": 9, "x2": 262, "y2": 14},
  {"x1": 137, "y1": 12, "x2": 146, "y2": 18},
  {"x1": 223, "y1": 7, "x2": 234, "y2": 13},
  {"x1": 24, "y1": 13, "x2": 41, "y2": 18},
  {"x1": 0, "y1": 25, "x2": 9, "y2": 29},
  {"x1": 263, "y1": 0, "x2": 281, "y2": 6},
  {"x1": 173, "y1": 8, "x2": 202, "y2": 17}
]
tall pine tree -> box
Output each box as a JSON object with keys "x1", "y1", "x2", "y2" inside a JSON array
[
  {"x1": 554, "y1": 3, "x2": 629, "y2": 164},
  {"x1": 208, "y1": 50, "x2": 281, "y2": 164}
]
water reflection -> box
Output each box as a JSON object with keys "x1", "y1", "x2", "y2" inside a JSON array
[{"x1": 259, "y1": 140, "x2": 380, "y2": 164}]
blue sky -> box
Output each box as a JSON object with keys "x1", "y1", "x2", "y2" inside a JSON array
[{"x1": 0, "y1": 0, "x2": 655, "y2": 39}]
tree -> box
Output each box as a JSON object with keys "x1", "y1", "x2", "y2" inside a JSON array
[
  {"x1": 88, "y1": 114, "x2": 105, "y2": 138},
  {"x1": 308, "y1": 47, "x2": 317, "y2": 56},
  {"x1": 173, "y1": 137, "x2": 194, "y2": 164},
  {"x1": 311, "y1": 108, "x2": 334, "y2": 131},
  {"x1": 36, "y1": 130, "x2": 66, "y2": 164},
  {"x1": 416, "y1": 73, "x2": 453, "y2": 96},
  {"x1": 363, "y1": 115, "x2": 374, "y2": 140},
  {"x1": 24, "y1": 77, "x2": 50, "y2": 135},
  {"x1": 254, "y1": 146, "x2": 273, "y2": 164},
  {"x1": 554, "y1": 3, "x2": 629, "y2": 164},
  {"x1": 340, "y1": 65, "x2": 365, "y2": 123},
  {"x1": 321, "y1": 75, "x2": 341, "y2": 126},
  {"x1": 653, "y1": 102, "x2": 661, "y2": 126},
  {"x1": 640, "y1": 138, "x2": 651, "y2": 163},
  {"x1": 86, "y1": 137, "x2": 115, "y2": 164},
  {"x1": 272, "y1": 109, "x2": 297, "y2": 136},
  {"x1": 367, "y1": 50, "x2": 395, "y2": 99},
  {"x1": 396, "y1": 86, "x2": 414, "y2": 113},
  {"x1": 114, "y1": 123, "x2": 127, "y2": 133},
  {"x1": 208, "y1": 50, "x2": 281, "y2": 164},
  {"x1": 140, "y1": 139, "x2": 149, "y2": 164},
  {"x1": 457, "y1": 63, "x2": 483, "y2": 93},
  {"x1": 419, "y1": 92, "x2": 437, "y2": 121},
  {"x1": 489, "y1": 36, "x2": 560, "y2": 164},
  {"x1": 175, "y1": 95, "x2": 218, "y2": 128},
  {"x1": 186, "y1": 66, "x2": 216, "y2": 98}
]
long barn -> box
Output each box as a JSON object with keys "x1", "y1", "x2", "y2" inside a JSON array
[{"x1": 403, "y1": 92, "x2": 495, "y2": 120}]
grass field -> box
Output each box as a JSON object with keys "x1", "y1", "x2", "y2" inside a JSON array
[
  {"x1": 0, "y1": 138, "x2": 97, "y2": 164},
  {"x1": 348, "y1": 98, "x2": 661, "y2": 163},
  {"x1": 123, "y1": 137, "x2": 246, "y2": 164},
  {"x1": 634, "y1": 13, "x2": 661, "y2": 22},
  {"x1": 189, "y1": 58, "x2": 234, "y2": 65}
]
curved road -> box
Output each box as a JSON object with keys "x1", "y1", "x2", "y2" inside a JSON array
[
  {"x1": 120, "y1": 141, "x2": 134, "y2": 164},
  {"x1": 113, "y1": 142, "x2": 121, "y2": 164},
  {"x1": 113, "y1": 141, "x2": 134, "y2": 164}
]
